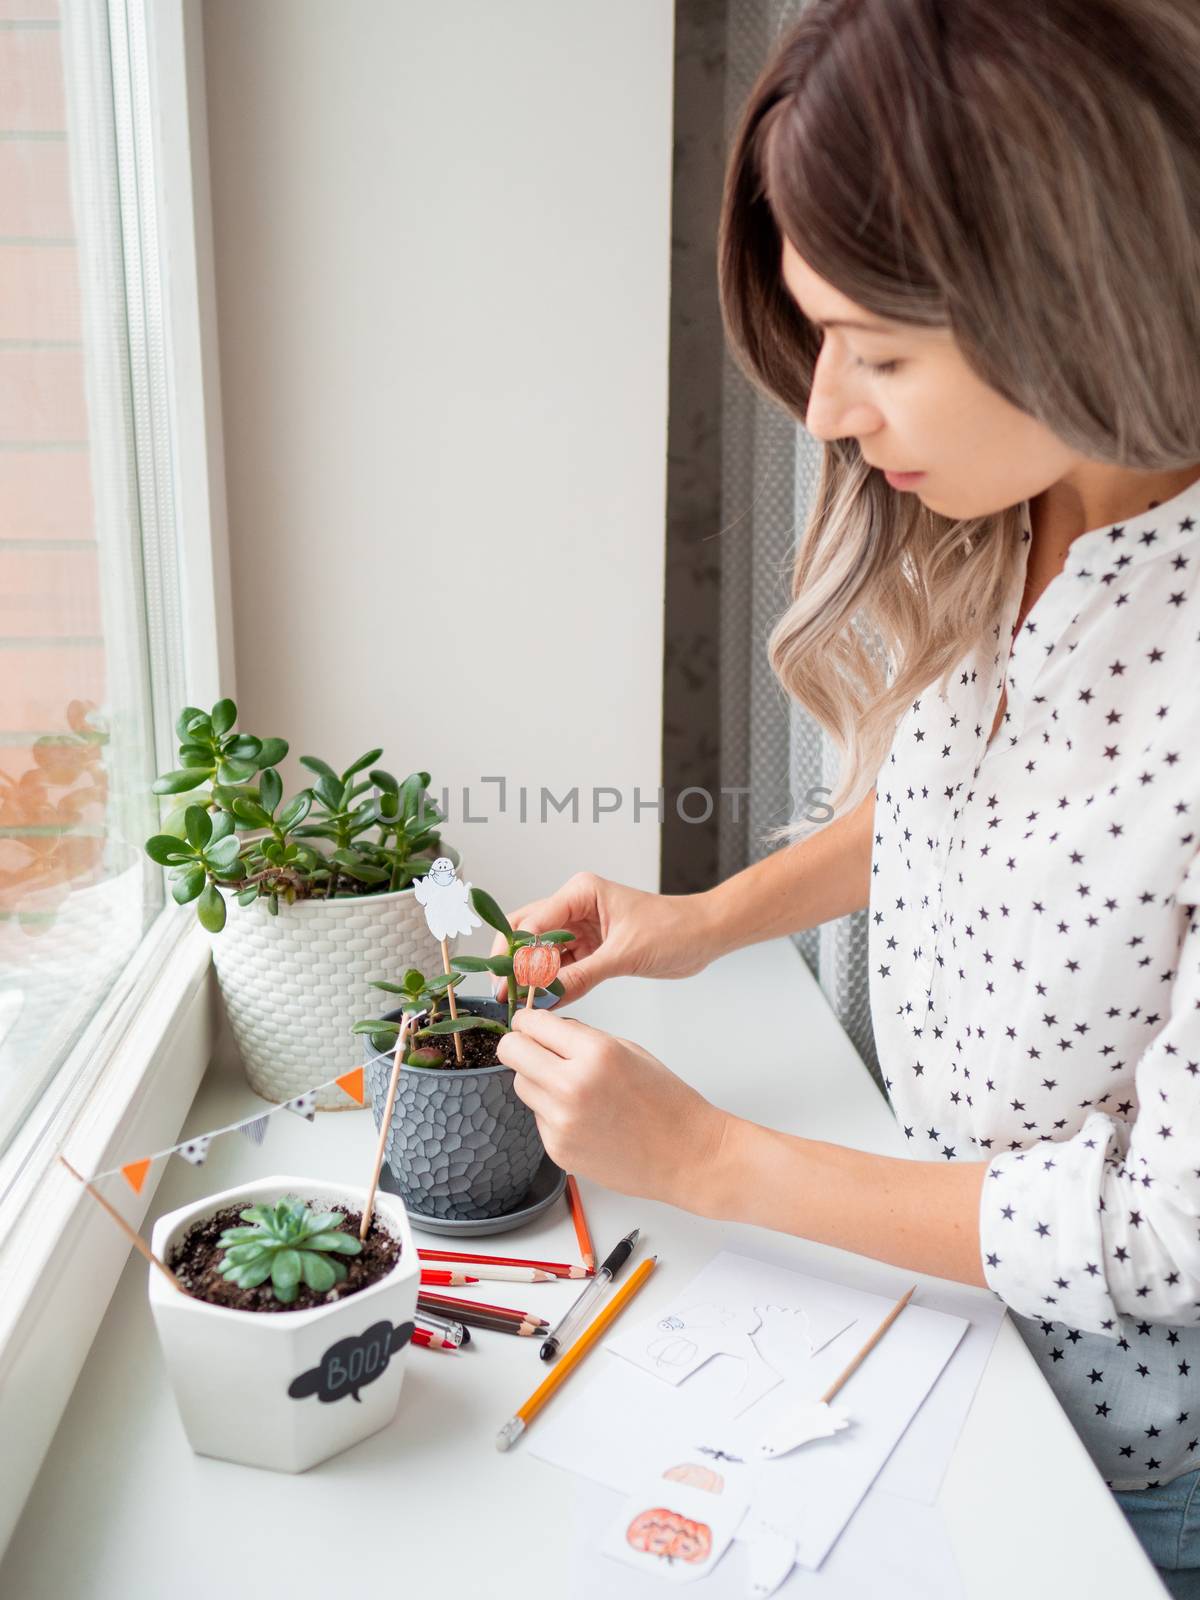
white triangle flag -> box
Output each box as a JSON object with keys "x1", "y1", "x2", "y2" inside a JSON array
[
  {"x1": 283, "y1": 1092, "x2": 316, "y2": 1122},
  {"x1": 239, "y1": 1115, "x2": 270, "y2": 1146},
  {"x1": 177, "y1": 1135, "x2": 211, "y2": 1166}
]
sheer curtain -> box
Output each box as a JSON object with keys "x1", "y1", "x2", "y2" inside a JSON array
[{"x1": 717, "y1": 0, "x2": 882, "y2": 1091}]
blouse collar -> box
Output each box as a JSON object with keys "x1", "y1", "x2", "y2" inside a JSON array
[{"x1": 1018, "y1": 469, "x2": 1200, "y2": 585}]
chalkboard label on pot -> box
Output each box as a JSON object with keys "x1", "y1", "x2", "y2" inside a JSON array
[{"x1": 289, "y1": 1319, "x2": 415, "y2": 1404}]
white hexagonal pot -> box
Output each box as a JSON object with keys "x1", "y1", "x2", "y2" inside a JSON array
[
  {"x1": 207, "y1": 882, "x2": 452, "y2": 1109},
  {"x1": 149, "y1": 1175, "x2": 419, "y2": 1473}
]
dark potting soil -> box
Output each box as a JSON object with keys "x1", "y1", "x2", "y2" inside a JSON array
[
  {"x1": 409, "y1": 1018, "x2": 506, "y2": 1070},
  {"x1": 168, "y1": 1200, "x2": 402, "y2": 1313}
]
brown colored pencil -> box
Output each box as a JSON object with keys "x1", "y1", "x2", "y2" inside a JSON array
[
  {"x1": 417, "y1": 1290, "x2": 549, "y2": 1326},
  {"x1": 422, "y1": 1304, "x2": 542, "y2": 1337},
  {"x1": 565, "y1": 1174, "x2": 595, "y2": 1273}
]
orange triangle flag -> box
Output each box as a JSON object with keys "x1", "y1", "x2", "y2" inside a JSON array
[
  {"x1": 335, "y1": 1067, "x2": 365, "y2": 1106},
  {"x1": 121, "y1": 1158, "x2": 152, "y2": 1194}
]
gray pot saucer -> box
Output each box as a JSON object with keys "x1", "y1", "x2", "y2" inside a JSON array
[{"x1": 379, "y1": 1150, "x2": 567, "y2": 1237}]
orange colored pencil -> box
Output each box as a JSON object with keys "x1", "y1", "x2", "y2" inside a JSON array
[
  {"x1": 564, "y1": 1174, "x2": 595, "y2": 1272},
  {"x1": 496, "y1": 1254, "x2": 658, "y2": 1450}
]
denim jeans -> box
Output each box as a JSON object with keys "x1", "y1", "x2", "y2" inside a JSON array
[{"x1": 1113, "y1": 1467, "x2": 1200, "y2": 1598}]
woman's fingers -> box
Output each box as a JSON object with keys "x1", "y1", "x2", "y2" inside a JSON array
[
  {"x1": 506, "y1": 1005, "x2": 599, "y2": 1059},
  {"x1": 494, "y1": 1025, "x2": 567, "y2": 1086},
  {"x1": 490, "y1": 874, "x2": 603, "y2": 1003}
]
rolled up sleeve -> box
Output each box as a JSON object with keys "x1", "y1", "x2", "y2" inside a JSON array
[{"x1": 978, "y1": 886, "x2": 1200, "y2": 1339}]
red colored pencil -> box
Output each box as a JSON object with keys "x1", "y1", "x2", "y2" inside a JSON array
[
  {"x1": 417, "y1": 1248, "x2": 590, "y2": 1278},
  {"x1": 412, "y1": 1324, "x2": 458, "y2": 1353},
  {"x1": 565, "y1": 1174, "x2": 595, "y2": 1273},
  {"x1": 417, "y1": 1289, "x2": 549, "y2": 1326},
  {"x1": 420, "y1": 1268, "x2": 480, "y2": 1286}
]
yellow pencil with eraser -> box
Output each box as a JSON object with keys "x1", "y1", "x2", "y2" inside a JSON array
[{"x1": 495, "y1": 1253, "x2": 658, "y2": 1451}]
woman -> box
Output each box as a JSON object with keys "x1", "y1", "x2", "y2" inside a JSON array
[{"x1": 493, "y1": 0, "x2": 1200, "y2": 1588}]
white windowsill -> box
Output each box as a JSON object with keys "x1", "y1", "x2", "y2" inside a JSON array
[{"x1": 0, "y1": 916, "x2": 216, "y2": 1553}]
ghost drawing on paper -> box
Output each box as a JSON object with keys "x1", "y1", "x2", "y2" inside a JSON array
[
  {"x1": 616, "y1": 1303, "x2": 783, "y2": 1415},
  {"x1": 413, "y1": 858, "x2": 482, "y2": 942}
]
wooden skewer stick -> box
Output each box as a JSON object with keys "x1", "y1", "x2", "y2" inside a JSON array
[
  {"x1": 820, "y1": 1284, "x2": 916, "y2": 1405},
  {"x1": 438, "y1": 935, "x2": 465, "y2": 1064},
  {"x1": 58, "y1": 1155, "x2": 191, "y2": 1296},
  {"x1": 361, "y1": 1011, "x2": 416, "y2": 1240},
  {"x1": 524, "y1": 980, "x2": 537, "y2": 1010}
]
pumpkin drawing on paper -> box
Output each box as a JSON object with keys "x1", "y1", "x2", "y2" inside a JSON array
[
  {"x1": 663, "y1": 1462, "x2": 725, "y2": 1494},
  {"x1": 626, "y1": 1507, "x2": 713, "y2": 1565},
  {"x1": 512, "y1": 937, "x2": 561, "y2": 992}
]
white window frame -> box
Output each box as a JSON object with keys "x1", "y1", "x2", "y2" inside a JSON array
[{"x1": 0, "y1": 0, "x2": 231, "y2": 1553}]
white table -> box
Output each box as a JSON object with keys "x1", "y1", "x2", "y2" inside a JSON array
[{"x1": 0, "y1": 939, "x2": 1164, "y2": 1598}]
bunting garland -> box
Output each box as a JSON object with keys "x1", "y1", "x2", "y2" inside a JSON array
[{"x1": 92, "y1": 1066, "x2": 370, "y2": 1193}]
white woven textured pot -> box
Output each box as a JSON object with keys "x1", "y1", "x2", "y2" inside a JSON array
[{"x1": 208, "y1": 882, "x2": 452, "y2": 1108}]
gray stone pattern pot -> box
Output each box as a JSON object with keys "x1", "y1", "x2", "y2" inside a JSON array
[{"x1": 363, "y1": 995, "x2": 549, "y2": 1221}]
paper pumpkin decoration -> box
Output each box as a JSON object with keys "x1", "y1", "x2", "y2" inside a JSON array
[
  {"x1": 663, "y1": 1462, "x2": 724, "y2": 1494},
  {"x1": 626, "y1": 1507, "x2": 713, "y2": 1565},
  {"x1": 513, "y1": 938, "x2": 561, "y2": 991},
  {"x1": 413, "y1": 858, "x2": 483, "y2": 942}
]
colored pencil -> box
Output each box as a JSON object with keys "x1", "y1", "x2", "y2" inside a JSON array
[
  {"x1": 425, "y1": 1305, "x2": 542, "y2": 1337},
  {"x1": 565, "y1": 1174, "x2": 595, "y2": 1273},
  {"x1": 452, "y1": 1265, "x2": 557, "y2": 1283},
  {"x1": 496, "y1": 1254, "x2": 658, "y2": 1450},
  {"x1": 413, "y1": 1324, "x2": 459, "y2": 1353},
  {"x1": 420, "y1": 1269, "x2": 480, "y2": 1286},
  {"x1": 417, "y1": 1290, "x2": 549, "y2": 1326},
  {"x1": 417, "y1": 1248, "x2": 590, "y2": 1278}
]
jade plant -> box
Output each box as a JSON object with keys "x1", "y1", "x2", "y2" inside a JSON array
[
  {"x1": 142, "y1": 698, "x2": 456, "y2": 932},
  {"x1": 352, "y1": 885, "x2": 576, "y2": 1058},
  {"x1": 216, "y1": 1195, "x2": 363, "y2": 1305}
]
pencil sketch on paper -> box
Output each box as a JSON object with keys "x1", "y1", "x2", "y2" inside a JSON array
[{"x1": 638, "y1": 1304, "x2": 782, "y2": 1411}]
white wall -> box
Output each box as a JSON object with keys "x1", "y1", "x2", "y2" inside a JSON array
[{"x1": 201, "y1": 0, "x2": 675, "y2": 933}]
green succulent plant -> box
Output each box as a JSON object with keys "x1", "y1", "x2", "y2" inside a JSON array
[
  {"x1": 351, "y1": 885, "x2": 577, "y2": 1057},
  {"x1": 216, "y1": 1195, "x2": 363, "y2": 1305},
  {"x1": 142, "y1": 698, "x2": 457, "y2": 932}
]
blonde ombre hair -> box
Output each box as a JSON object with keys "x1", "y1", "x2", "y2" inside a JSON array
[{"x1": 718, "y1": 0, "x2": 1200, "y2": 846}]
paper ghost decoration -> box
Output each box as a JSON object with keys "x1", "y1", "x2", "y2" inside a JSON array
[
  {"x1": 739, "y1": 1515, "x2": 798, "y2": 1598},
  {"x1": 413, "y1": 858, "x2": 483, "y2": 942},
  {"x1": 754, "y1": 1398, "x2": 851, "y2": 1459}
]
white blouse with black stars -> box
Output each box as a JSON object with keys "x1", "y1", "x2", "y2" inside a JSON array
[{"x1": 869, "y1": 471, "x2": 1200, "y2": 1491}]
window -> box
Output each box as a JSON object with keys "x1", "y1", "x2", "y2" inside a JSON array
[{"x1": 0, "y1": 0, "x2": 190, "y2": 1168}]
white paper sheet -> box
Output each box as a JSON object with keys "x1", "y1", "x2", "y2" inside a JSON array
[
  {"x1": 570, "y1": 1478, "x2": 964, "y2": 1599},
  {"x1": 874, "y1": 1279, "x2": 1006, "y2": 1503},
  {"x1": 530, "y1": 1251, "x2": 968, "y2": 1570}
]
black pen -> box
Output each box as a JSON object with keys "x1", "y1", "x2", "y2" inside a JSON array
[{"x1": 539, "y1": 1228, "x2": 641, "y2": 1361}]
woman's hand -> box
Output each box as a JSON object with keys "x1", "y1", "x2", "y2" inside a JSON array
[
  {"x1": 490, "y1": 870, "x2": 723, "y2": 1006},
  {"x1": 495, "y1": 1006, "x2": 730, "y2": 1209}
]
